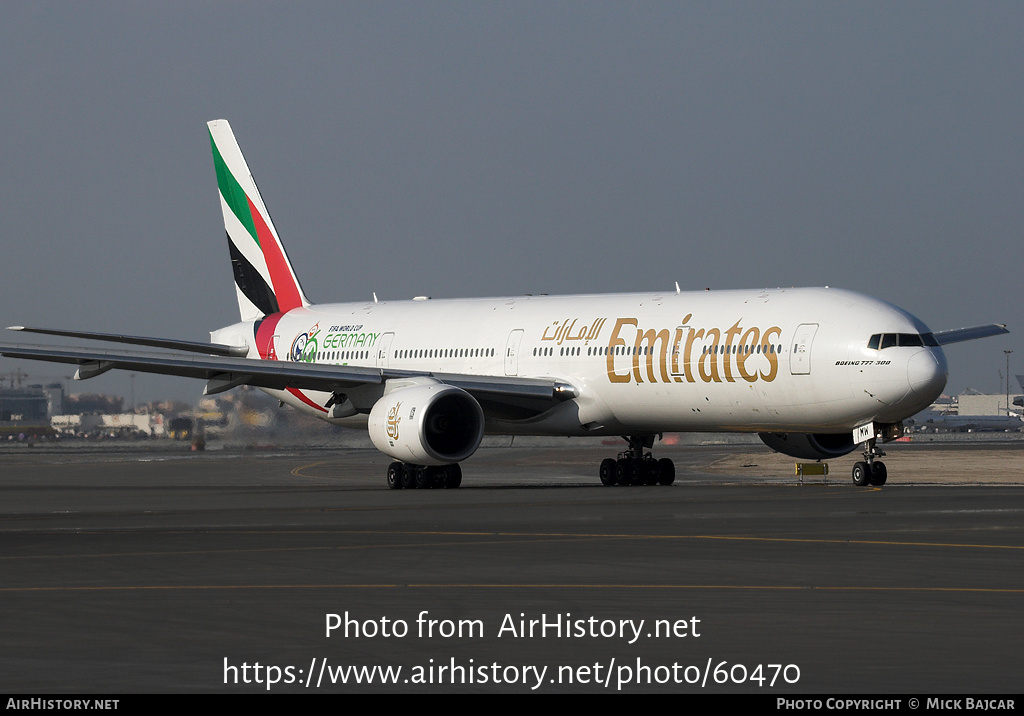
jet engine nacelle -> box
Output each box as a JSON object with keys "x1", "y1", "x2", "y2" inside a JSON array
[
  {"x1": 368, "y1": 383, "x2": 485, "y2": 466},
  {"x1": 758, "y1": 431, "x2": 857, "y2": 460}
]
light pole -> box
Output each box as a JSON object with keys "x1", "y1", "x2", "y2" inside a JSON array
[{"x1": 1004, "y1": 350, "x2": 1013, "y2": 416}]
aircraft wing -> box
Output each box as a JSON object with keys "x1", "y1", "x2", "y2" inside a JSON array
[
  {"x1": 931, "y1": 324, "x2": 1008, "y2": 345},
  {"x1": 6, "y1": 325, "x2": 249, "y2": 357},
  {"x1": 0, "y1": 342, "x2": 576, "y2": 413}
]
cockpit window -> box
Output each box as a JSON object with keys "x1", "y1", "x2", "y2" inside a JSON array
[{"x1": 868, "y1": 332, "x2": 939, "y2": 350}]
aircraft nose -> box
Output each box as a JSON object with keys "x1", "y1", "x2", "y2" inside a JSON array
[{"x1": 907, "y1": 348, "x2": 947, "y2": 401}]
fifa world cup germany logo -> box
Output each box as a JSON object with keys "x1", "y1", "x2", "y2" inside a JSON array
[{"x1": 386, "y1": 402, "x2": 402, "y2": 440}]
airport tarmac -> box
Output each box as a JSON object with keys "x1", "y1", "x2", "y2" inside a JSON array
[{"x1": 1, "y1": 441, "x2": 1022, "y2": 693}]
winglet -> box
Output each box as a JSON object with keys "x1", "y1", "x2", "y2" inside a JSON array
[{"x1": 932, "y1": 324, "x2": 1009, "y2": 345}]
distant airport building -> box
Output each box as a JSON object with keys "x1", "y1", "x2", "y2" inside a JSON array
[
  {"x1": 0, "y1": 387, "x2": 48, "y2": 422},
  {"x1": 0, "y1": 383, "x2": 63, "y2": 422},
  {"x1": 51, "y1": 412, "x2": 165, "y2": 437},
  {"x1": 958, "y1": 393, "x2": 1015, "y2": 416}
]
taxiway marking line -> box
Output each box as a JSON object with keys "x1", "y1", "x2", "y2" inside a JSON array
[
  {"x1": 3, "y1": 583, "x2": 1024, "y2": 594},
  {"x1": 1, "y1": 530, "x2": 1021, "y2": 562}
]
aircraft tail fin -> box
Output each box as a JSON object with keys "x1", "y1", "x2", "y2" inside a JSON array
[{"x1": 208, "y1": 119, "x2": 310, "y2": 321}]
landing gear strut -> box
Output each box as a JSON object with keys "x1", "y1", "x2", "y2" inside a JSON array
[
  {"x1": 852, "y1": 438, "x2": 887, "y2": 487},
  {"x1": 387, "y1": 461, "x2": 462, "y2": 489},
  {"x1": 599, "y1": 434, "x2": 675, "y2": 486}
]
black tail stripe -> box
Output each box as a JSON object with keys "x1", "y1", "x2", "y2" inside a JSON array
[{"x1": 227, "y1": 233, "x2": 280, "y2": 316}]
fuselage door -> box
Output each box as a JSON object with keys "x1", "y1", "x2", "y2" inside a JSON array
[
  {"x1": 505, "y1": 329, "x2": 525, "y2": 376},
  {"x1": 790, "y1": 323, "x2": 818, "y2": 375},
  {"x1": 376, "y1": 333, "x2": 395, "y2": 369}
]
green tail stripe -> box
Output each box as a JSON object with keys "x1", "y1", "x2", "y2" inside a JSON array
[{"x1": 209, "y1": 129, "x2": 258, "y2": 246}]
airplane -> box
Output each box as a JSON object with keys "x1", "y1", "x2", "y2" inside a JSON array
[
  {"x1": 0, "y1": 120, "x2": 1009, "y2": 489},
  {"x1": 918, "y1": 414, "x2": 1023, "y2": 432}
]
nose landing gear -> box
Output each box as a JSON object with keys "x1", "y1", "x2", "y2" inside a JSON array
[{"x1": 852, "y1": 438, "x2": 887, "y2": 486}]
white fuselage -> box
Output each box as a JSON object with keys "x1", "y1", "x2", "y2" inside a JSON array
[{"x1": 212, "y1": 286, "x2": 948, "y2": 438}]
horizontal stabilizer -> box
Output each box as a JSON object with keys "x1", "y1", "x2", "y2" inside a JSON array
[
  {"x1": 931, "y1": 324, "x2": 1008, "y2": 345},
  {"x1": 6, "y1": 326, "x2": 248, "y2": 357}
]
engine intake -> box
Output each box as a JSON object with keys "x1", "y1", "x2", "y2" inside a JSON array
[{"x1": 369, "y1": 383, "x2": 484, "y2": 465}]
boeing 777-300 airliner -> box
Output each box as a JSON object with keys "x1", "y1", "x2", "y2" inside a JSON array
[{"x1": 0, "y1": 121, "x2": 1008, "y2": 489}]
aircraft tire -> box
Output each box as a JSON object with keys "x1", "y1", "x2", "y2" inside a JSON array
[
  {"x1": 415, "y1": 466, "x2": 433, "y2": 489},
  {"x1": 852, "y1": 461, "x2": 871, "y2": 486},
  {"x1": 869, "y1": 461, "x2": 887, "y2": 486},
  {"x1": 631, "y1": 462, "x2": 646, "y2": 485},
  {"x1": 640, "y1": 460, "x2": 657, "y2": 485},
  {"x1": 615, "y1": 459, "x2": 633, "y2": 486},
  {"x1": 401, "y1": 464, "x2": 417, "y2": 489},
  {"x1": 657, "y1": 458, "x2": 675, "y2": 485},
  {"x1": 387, "y1": 462, "x2": 404, "y2": 490},
  {"x1": 445, "y1": 463, "x2": 463, "y2": 488},
  {"x1": 599, "y1": 458, "x2": 616, "y2": 485}
]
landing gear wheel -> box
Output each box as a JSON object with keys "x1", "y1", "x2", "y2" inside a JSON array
[
  {"x1": 444, "y1": 463, "x2": 463, "y2": 488},
  {"x1": 852, "y1": 461, "x2": 871, "y2": 486},
  {"x1": 615, "y1": 459, "x2": 634, "y2": 486},
  {"x1": 626, "y1": 465, "x2": 643, "y2": 487},
  {"x1": 599, "y1": 458, "x2": 616, "y2": 486},
  {"x1": 415, "y1": 466, "x2": 433, "y2": 489},
  {"x1": 657, "y1": 458, "x2": 675, "y2": 485},
  {"x1": 643, "y1": 460, "x2": 660, "y2": 485},
  {"x1": 387, "y1": 462, "x2": 404, "y2": 490},
  {"x1": 856, "y1": 436, "x2": 888, "y2": 487},
  {"x1": 401, "y1": 464, "x2": 416, "y2": 489},
  {"x1": 869, "y1": 461, "x2": 887, "y2": 486}
]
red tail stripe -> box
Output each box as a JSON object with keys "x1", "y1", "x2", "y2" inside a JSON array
[
  {"x1": 247, "y1": 196, "x2": 304, "y2": 311},
  {"x1": 254, "y1": 312, "x2": 285, "y2": 360}
]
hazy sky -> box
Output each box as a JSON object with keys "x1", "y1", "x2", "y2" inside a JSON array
[{"x1": 1, "y1": 2, "x2": 1021, "y2": 405}]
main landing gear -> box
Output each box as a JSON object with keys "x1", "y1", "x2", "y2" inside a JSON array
[
  {"x1": 598, "y1": 435, "x2": 675, "y2": 486},
  {"x1": 387, "y1": 462, "x2": 462, "y2": 489},
  {"x1": 851, "y1": 438, "x2": 887, "y2": 487}
]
